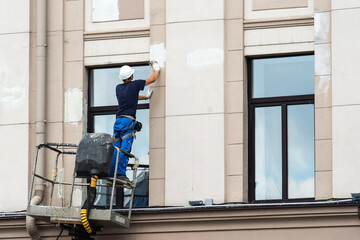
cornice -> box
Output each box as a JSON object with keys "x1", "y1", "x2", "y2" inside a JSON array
[
  {"x1": 244, "y1": 16, "x2": 314, "y2": 30},
  {"x1": 84, "y1": 29, "x2": 150, "y2": 41}
]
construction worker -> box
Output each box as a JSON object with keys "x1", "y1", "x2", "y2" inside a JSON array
[{"x1": 110, "y1": 61, "x2": 160, "y2": 182}]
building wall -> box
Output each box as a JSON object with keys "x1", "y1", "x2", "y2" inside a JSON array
[
  {"x1": 314, "y1": 0, "x2": 332, "y2": 200},
  {"x1": 165, "y1": 0, "x2": 225, "y2": 205},
  {"x1": 332, "y1": 0, "x2": 360, "y2": 198},
  {"x1": 3, "y1": 0, "x2": 360, "y2": 239},
  {"x1": 0, "y1": 0, "x2": 31, "y2": 211}
]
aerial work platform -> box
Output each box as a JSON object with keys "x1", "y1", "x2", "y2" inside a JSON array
[
  {"x1": 27, "y1": 205, "x2": 130, "y2": 228},
  {"x1": 27, "y1": 139, "x2": 139, "y2": 239}
]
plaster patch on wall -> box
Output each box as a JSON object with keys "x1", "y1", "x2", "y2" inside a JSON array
[
  {"x1": 71, "y1": 188, "x2": 82, "y2": 207},
  {"x1": 64, "y1": 88, "x2": 83, "y2": 123},
  {"x1": 317, "y1": 76, "x2": 330, "y2": 94},
  {"x1": 315, "y1": 44, "x2": 331, "y2": 76},
  {"x1": 0, "y1": 63, "x2": 25, "y2": 102},
  {"x1": 187, "y1": 48, "x2": 224, "y2": 67},
  {"x1": 57, "y1": 168, "x2": 65, "y2": 199},
  {"x1": 150, "y1": 43, "x2": 166, "y2": 68},
  {"x1": 315, "y1": 12, "x2": 330, "y2": 43},
  {"x1": 92, "y1": 0, "x2": 119, "y2": 22}
]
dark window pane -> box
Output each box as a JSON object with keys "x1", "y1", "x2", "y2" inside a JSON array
[
  {"x1": 252, "y1": 55, "x2": 314, "y2": 98},
  {"x1": 90, "y1": 66, "x2": 151, "y2": 107},
  {"x1": 255, "y1": 106, "x2": 282, "y2": 200},
  {"x1": 288, "y1": 104, "x2": 315, "y2": 199}
]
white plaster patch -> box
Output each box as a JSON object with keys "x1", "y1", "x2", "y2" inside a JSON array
[
  {"x1": 71, "y1": 188, "x2": 82, "y2": 207},
  {"x1": 317, "y1": 76, "x2": 330, "y2": 94},
  {"x1": 92, "y1": 0, "x2": 119, "y2": 22},
  {"x1": 57, "y1": 168, "x2": 65, "y2": 199},
  {"x1": 187, "y1": 48, "x2": 224, "y2": 67},
  {"x1": 315, "y1": 44, "x2": 331, "y2": 76},
  {"x1": 150, "y1": 43, "x2": 166, "y2": 68},
  {"x1": 64, "y1": 88, "x2": 83, "y2": 123},
  {"x1": 314, "y1": 12, "x2": 330, "y2": 43},
  {"x1": 0, "y1": 63, "x2": 25, "y2": 102}
]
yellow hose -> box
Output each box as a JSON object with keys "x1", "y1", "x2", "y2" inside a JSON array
[
  {"x1": 81, "y1": 175, "x2": 98, "y2": 234},
  {"x1": 81, "y1": 209, "x2": 92, "y2": 233},
  {"x1": 90, "y1": 175, "x2": 98, "y2": 188}
]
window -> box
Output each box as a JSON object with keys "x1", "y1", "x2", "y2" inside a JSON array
[
  {"x1": 88, "y1": 64, "x2": 150, "y2": 207},
  {"x1": 248, "y1": 55, "x2": 315, "y2": 202}
]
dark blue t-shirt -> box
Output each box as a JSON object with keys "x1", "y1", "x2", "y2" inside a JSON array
[{"x1": 115, "y1": 80, "x2": 146, "y2": 118}]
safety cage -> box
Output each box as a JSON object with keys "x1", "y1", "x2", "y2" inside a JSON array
[{"x1": 26, "y1": 135, "x2": 141, "y2": 239}]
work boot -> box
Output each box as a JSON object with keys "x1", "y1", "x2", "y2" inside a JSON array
[
  {"x1": 107, "y1": 175, "x2": 130, "y2": 186},
  {"x1": 117, "y1": 175, "x2": 130, "y2": 182}
]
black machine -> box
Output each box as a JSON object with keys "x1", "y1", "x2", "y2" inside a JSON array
[{"x1": 75, "y1": 133, "x2": 114, "y2": 178}]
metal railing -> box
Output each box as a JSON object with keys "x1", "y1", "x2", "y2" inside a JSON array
[{"x1": 28, "y1": 142, "x2": 140, "y2": 221}]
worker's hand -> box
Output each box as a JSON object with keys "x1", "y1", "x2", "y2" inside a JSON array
[
  {"x1": 145, "y1": 89, "x2": 153, "y2": 100},
  {"x1": 150, "y1": 61, "x2": 160, "y2": 72}
]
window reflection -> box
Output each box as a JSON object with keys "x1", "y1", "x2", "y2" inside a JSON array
[
  {"x1": 253, "y1": 55, "x2": 314, "y2": 98},
  {"x1": 255, "y1": 106, "x2": 282, "y2": 200},
  {"x1": 288, "y1": 104, "x2": 315, "y2": 199},
  {"x1": 93, "y1": 110, "x2": 149, "y2": 166},
  {"x1": 90, "y1": 65, "x2": 151, "y2": 107},
  {"x1": 94, "y1": 115, "x2": 116, "y2": 134}
]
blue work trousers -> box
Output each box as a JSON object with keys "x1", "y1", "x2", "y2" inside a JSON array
[{"x1": 110, "y1": 117, "x2": 135, "y2": 177}]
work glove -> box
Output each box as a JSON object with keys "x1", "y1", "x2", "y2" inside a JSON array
[
  {"x1": 145, "y1": 89, "x2": 153, "y2": 100},
  {"x1": 150, "y1": 61, "x2": 160, "y2": 71}
]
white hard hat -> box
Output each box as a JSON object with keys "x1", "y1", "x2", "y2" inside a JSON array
[{"x1": 119, "y1": 65, "x2": 135, "y2": 80}]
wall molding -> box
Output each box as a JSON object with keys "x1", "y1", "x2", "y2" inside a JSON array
[
  {"x1": 244, "y1": 17, "x2": 314, "y2": 30},
  {"x1": 84, "y1": 29, "x2": 150, "y2": 41}
]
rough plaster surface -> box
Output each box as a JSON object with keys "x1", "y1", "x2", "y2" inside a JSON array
[
  {"x1": 165, "y1": 9, "x2": 225, "y2": 204},
  {"x1": 333, "y1": 106, "x2": 360, "y2": 198},
  {"x1": 166, "y1": 20, "x2": 224, "y2": 116},
  {"x1": 245, "y1": 0, "x2": 314, "y2": 20},
  {"x1": 150, "y1": 43, "x2": 166, "y2": 68},
  {"x1": 165, "y1": 114, "x2": 225, "y2": 205},
  {"x1": 71, "y1": 188, "x2": 82, "y2": 207},
  {"x1": 64, "y1": 88, "x2": 83, "y2": 123},
  {"x1": 253, "y1": 0, "x2": 308, "y2": 11},
  {"x1": 332, "y1": 7, "x2": 360, "y2": 198},
  {"x1": 57, "y1": 168, "x2": 65, "y2": 199},
  {"x1": 245, "y1": 26, "x2": 314, "y2": 47},
  {"x1": 187, "y1": 48, "x2": 224, "y2": 67},
  {"x1": 0, "y1": 2, "x2": 30, "y2": 211},
  {"x1": 332, "y1": 0, "x2": 360, "y2": 10},
  {"x1": 316, "y1": 76, "x2": 330, "y2": 97},
  {"x1": 0, "y1": 33, "x2": 30, "y2": 125},
  {"x1": 314, "y1": 12, "x2": 330, "y2": 43},
  {"x1": 314, "y1": 44, "x2": 331, "y2": 76},
  {"x1": 85, "y1": 0, "x2": 150, "y2": 32},
  {"x1": 332, "y1": 8, "x2": 360, "y2": 106},
  {"x1": 92, "y1": 0, "x2": 119, "y2": 22},
  {"x1": 0, "y1": 0, "x2": 29, "y2": 34},
  {"x1": 166, "y1": 0, "x2": 224, "y2": 23},
  {"x1": 0, "y1": 124, "x2": 29, "y2": 211}
]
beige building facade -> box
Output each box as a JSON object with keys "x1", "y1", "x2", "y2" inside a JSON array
[{"x1": 1, "y1": 0, "x2": 360, "y2": 239}]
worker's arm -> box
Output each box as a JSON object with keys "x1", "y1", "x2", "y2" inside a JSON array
[
  {"x1": 145, "y1": 61, "x2": 160, "y2": 86},
  {"x1": 145, "y1": 70, "x2": 159, "y2": 86},
  {"x1": 138, "y1": 90, "x2": 153, "y2": 100}
]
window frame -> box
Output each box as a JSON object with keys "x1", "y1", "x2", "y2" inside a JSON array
[
  {"x1": 247, "y1": 54, "x2": 315, "y2": 203},
  {"x1": 87, "y1": 63, "x2": 150, "y2": 133}
]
